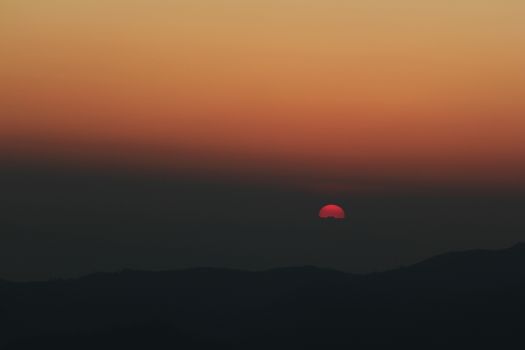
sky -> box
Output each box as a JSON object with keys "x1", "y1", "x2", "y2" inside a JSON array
[
  {"x1": 1, "y1": 1, "x2": 525, "y2": 280},
  {"x1": 2, "y1": 0, "x2": 525, "y2": 191}
]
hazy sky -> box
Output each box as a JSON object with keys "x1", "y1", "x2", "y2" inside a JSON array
[
  {"x1": 2, "y1": 0, "x2": 525, "y2": 190},
  {"x1": 2, "y1": 1, "x2": 525, "y2": 279}
]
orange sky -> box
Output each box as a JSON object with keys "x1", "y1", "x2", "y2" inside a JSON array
[{"x1": 1, "y1": 0, "x2": 525, "y2": 190}]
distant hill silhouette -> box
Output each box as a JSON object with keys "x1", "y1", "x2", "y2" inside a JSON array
[{"x1": 3, "y1": 244, "x2": 525, "y2": 349}]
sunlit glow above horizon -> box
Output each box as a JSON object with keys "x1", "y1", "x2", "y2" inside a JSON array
[{"x1": 1, "y1": 0, "x2": 525, "y2": 190}]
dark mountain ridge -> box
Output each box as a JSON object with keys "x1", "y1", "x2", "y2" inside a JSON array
[
  {"x1": 374, "y1": 242, "x2": 525, "y2": 288},
  {"x1": 2, "y1": 243, "x2": 525, "y2": 349}
]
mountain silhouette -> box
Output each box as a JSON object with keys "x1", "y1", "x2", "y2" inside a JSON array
[
  {"x1": 2, "y1": 244, "x2": 525, "y2": 349},
  {"x1": 379, "y1": 243, "x2": 525, "y2": 290}
]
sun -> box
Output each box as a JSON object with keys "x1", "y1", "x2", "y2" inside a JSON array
[{"x1": 319, "y1": 204, "x2": 345, "y2": 219}]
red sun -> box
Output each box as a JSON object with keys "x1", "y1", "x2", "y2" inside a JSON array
[{"x1": 319, "y1": 204, "x2": 346, "y2": 219}]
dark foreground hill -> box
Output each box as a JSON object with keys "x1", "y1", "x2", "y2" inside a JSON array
[{"x1": 2, "y1": 244, "x2": 525, "y2": 349}]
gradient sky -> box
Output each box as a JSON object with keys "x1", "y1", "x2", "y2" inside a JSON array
[{"x1": 2, "y1": 0, "x2": 525, "y2": 191}]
